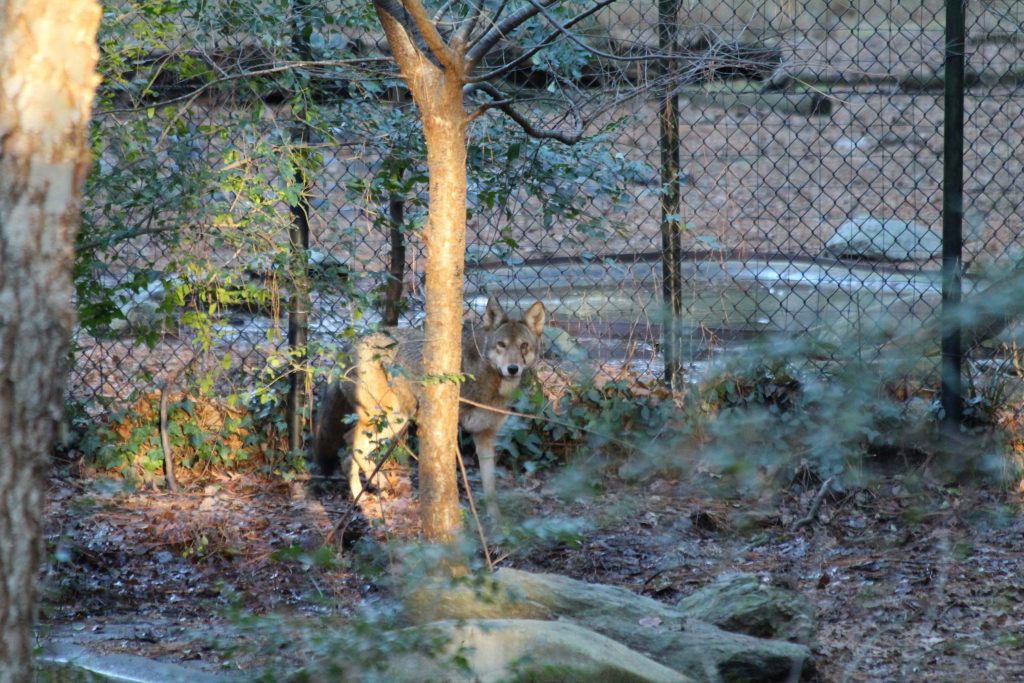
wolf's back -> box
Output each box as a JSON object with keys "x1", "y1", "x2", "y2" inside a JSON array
[
  {"x1": 312, "y1": 330, "x2": 429, "y2": 472},
  {"x1": 357, "y1": 331, "x2": 423, "y2": 412}
]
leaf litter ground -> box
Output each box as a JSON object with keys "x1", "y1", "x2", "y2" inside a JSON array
[{"x1": 42, "y1": 456, "x2": 1024, "y2": 681}]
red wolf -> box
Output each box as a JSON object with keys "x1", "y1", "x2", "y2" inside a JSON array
[{"x1": 314, "y1": 297, "x2": 546, "y2": 513}]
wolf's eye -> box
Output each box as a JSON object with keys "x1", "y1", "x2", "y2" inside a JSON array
[
  {"x1": 521, "y1": 343, "x2": 530, "y2": 355},
  {"x1": 496, "y1": 341, "x2": 507, "y2": 350}
]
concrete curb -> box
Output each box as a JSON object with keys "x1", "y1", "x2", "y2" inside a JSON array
[{"x1": 39, "y1": 643, "x2": 232, "y2": 683}]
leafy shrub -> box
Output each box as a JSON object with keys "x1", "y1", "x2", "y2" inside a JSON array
[
  {"x1": 72, "y1": 384, "x2": 301, "y2": 485},
  {"x1": 500, "y1": 371, "x2": 678, "y2": 476},
  {"x1": 699, "y1": 360, "x2": 803, "y2": 413}
]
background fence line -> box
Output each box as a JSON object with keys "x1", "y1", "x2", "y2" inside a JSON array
[{"x1": 74, "y1": 1, "x2": 1024, "y2": 441}]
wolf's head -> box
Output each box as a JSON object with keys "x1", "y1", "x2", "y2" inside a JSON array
[{"x1": 479, "y1": 297, "x2": 546, "y2": 380}]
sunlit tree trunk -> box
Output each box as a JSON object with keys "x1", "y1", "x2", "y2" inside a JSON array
[
  {"x1": 371, "y1": 0, "x2": 604, "y2": 545},
  {"x1": 374, "y1": 2, "x2": 468, "y2": 544},
  {"x1": 416, "y1": 82, "x2": 468, "y2": 542},
  {"x1": 0, "y1": 1, "x2": 102, "y2": 680}
]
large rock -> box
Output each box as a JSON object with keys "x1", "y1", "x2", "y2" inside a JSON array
[
  {"x1": 823, "y1": 216, "x2": 941, "y2": 261},
  {"x1": 684, "y1": 87, "x2": 832, "y2": 117},
  {"x1": 542, "y1": 325, "x2": 590, "y2": 364},
  {"x1": 676, "y1": 573, "x2": 815, "y2": 644},
  {"x1": 407, "y1": 568, "x2": 814, "y2": 683},
  {"x1": 385, "y1": 619, "x2": 693, "y2": 683}
]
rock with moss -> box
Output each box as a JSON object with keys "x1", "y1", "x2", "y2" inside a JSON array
[
  {"x1": 406, "y1": 568, "x2": 815, "y2": 683},
  {"x1": 676, "y1": 572, "x2": 815, "y2": 644},
  {"x1": 394, "y1": 619, "x2": 694, "y2": 683},
  {"x1": 823, "y1": 216, "x2": 941, "y2": 261}
]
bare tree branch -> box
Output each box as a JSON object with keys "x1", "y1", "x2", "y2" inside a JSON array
[
  {"x1": 465, "y1": 0, "x2": 559, "y2": 68},
  {"x1": 453, "y1": 0, "x2": 486, "y2": 48},
  {"x1": 398, "y1": 0, "x2": 462, "y2": 68},
  {"x1": 374, "y1": 0, "x2": 443, "y2": 72},
  {"x1": 524, "y1": 0, "x2": 637, "y2": 62},
  {"x1": 431, "y1": 0, "x2": 457, "y2": 23},
  {"x1": 466, "y1": 82, "x2": 584, "y2": 144},
  {"x1": 482, "y1": 0, "x2": 513, "y2": 40},
  {"x1": 467, "y1": 0, "x2": 639, "y2": 84}
]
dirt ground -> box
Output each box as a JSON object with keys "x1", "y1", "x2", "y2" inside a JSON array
[{"x1": 41, "y1": 448, "x2": 1024, "y2": 682}]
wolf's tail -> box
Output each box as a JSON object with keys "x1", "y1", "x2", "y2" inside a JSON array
[{"x1": 312, "y1": 380, "x2": 355, "y2": 476}]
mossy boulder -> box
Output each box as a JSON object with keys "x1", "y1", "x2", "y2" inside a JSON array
[
  {"x1": 677, "y1": 572, "x2": 816, "y2": 644},
  {"x1": 406, "y1": 568, "x2": 815, "y2": 683}
]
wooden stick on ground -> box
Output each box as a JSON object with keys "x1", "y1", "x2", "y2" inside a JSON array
[{"x1": 793, "y1": 477, "x2": 834, "y2": 530}]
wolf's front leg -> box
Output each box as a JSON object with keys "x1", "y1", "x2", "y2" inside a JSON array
[
  {"x1": 349, "y1": 425, "x2": 375, "y2": 500},
  {"x1": 473, "y1": 429, "x2": 500, "y2": 518}
]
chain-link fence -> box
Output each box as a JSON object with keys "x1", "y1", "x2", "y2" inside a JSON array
[{"x1": 74, "y1": 1, "x2": 1024, "y2": 431}]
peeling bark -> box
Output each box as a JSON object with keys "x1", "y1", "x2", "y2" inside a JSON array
[{"x1": 0, "y1": 2, "x2": 102, "y2": 681}]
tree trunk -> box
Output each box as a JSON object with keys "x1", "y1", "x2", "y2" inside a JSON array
[
  {"x1": 416, "y1": 79, "x2": 468, "y2": 543},
  {"x1": 374, "y1": 3, "x2": 468, "y2": 544},
  {"x1": 382, "y1": 160, "x2": 407, "y2": 328},
  {"x1": 658, "y1": 0, "x2": 684, "y2": 392},
  {"x1": 0, "y1": 2, "x2": 102, "y2": 681}
]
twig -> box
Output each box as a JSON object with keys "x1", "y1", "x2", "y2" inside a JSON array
[
  {"x1": 159, "y1": 380, "x2": 179, "y2": 492},
  {"x1": 490, "y1": 550, "x2": 515, "y2": 566},
  {"x1": 325, "y1": 422, "x2": 410, "y2": 547},
  {"x1": 793, "y1": 477, "x2": 834, "y2": 530},
  {"x1": 155, "y1": 356, "x2": 202, "y2": 491},
  {"x1": 455, "y1": 444, "x2": 493, "y2": 572}
]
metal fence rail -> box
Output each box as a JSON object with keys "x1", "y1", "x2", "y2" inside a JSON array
[{"x1": 74, "y1": 1, "x2": 1024, "y2": 433}]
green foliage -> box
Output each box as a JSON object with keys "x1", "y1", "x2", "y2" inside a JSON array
[
  {"x1": 957, "y1": 353, "x2": 1024, "y2": 432},
  {"x1": 72, "y1": 381, "x2": 299, "y2": 482},
  {"x1": 79, "y1": 1, "x2": 643, "y2": 451},
  {"x1": 688, "y1": 340, "x2": 974, "y2": 492},
  {"x1": 419, "y1": 372, "x2": 470, "y2": 387},
  {"x1": 501, "y1": 375, "x2": 677, "y2": 475},
  {"x1": 694, "y1": 354, "x2": 865, "y2": 486},
  {"x1": 245, "y1": 614, "x2": 460, "y2": 683},
  {"x1": 468, "y1": 116, "x2": 652, "y2": 258},
  {"x1": 497, "y1": 514, "x2": 590, "y2": 551},
  {"x1": 498, "y1": 339, "x2": 1022, "y2": 499},
  {"x1": 502, "y1": 0, "x2": 599, "y2": 86},
  {"x1": 699, "y1": 360, "x2": 803, "y2": 413},
  {"x1": 270, "y1": 544, "x2": 341, "y2": 572}
]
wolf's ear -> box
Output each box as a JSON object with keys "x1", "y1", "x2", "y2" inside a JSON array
[
  {"x1": 523, "y1": 301, "x2": 545, "y2": 337},
  {"x1": 483, "y1": 297, "x2": 508, "y2": 330}
]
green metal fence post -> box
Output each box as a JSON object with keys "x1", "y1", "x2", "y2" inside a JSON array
[{"x1": 941, "y1": 0, "x2": 966, "y2": 430}]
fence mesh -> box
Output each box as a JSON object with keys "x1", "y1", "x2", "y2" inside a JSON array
[{"x1": 74, "y1": 1, "x2": 1024, "y2": 427}]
